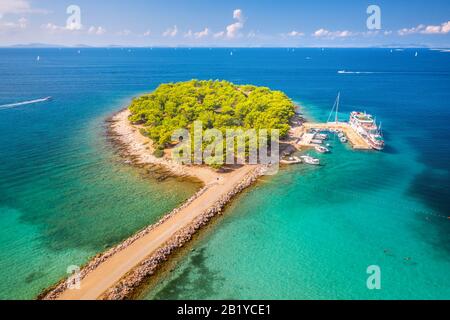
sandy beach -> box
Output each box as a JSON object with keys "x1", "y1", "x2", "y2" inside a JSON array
[
  {"x1": 41, "y1": 109, "x2": 263, "y2": 300},
  {"x1": 111, "y1": 109, "x2": 222, "y2": 185}
]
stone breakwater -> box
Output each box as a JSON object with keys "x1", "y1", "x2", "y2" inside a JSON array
[
  {"x1": 40, "y1": 166, "x2": 263, "y2": 300},
  {"x1": 39, "y1": 184, "x2": 211, "y2": 300},
  {"x1": 101, "y1": 166, "x2": 265, "y2": 300}
]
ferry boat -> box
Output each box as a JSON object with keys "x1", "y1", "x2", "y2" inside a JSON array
[{"x1": 349, "y1": 111, "x2": 385, "y2": 150}]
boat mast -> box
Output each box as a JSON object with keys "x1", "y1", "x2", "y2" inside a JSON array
[
  {"x1": 335, "y1": 92, "x2": 340, "y2": 123},
  {"x1": 327, "y1": 92, "x2": 341, "y2": 124}
]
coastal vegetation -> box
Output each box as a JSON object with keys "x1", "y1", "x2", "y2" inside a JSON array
[{"x1": 129, "y1": 80, "x2": 295, "y2": 150}]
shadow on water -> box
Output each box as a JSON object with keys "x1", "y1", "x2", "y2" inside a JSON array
[
  {"x1": 150, "y1": 247, "x2": 225, "y2": 300},
  {"x1": 382, "y1": 144, "x2": 398, "y2": 155},
  {"x1": 409, "y1": 169, "x2": 450, "y2": 256}
]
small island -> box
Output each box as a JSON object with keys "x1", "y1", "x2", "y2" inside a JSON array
[{"x1": 41, "y1": 80, "x2": 298, "y2": 300}]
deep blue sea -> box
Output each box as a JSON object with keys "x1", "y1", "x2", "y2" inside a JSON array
[{"x1": 0, "y1": 48, "x2": 449, "y2": 299}]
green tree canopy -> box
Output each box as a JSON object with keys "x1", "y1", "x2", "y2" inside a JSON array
[{"x1": 129, "y1": 80, "x2": 295, "y2": 148}]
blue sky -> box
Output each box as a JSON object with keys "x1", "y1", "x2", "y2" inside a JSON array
[{"x1": 0, "y1": 0, "x2": 449, "y2": 47}]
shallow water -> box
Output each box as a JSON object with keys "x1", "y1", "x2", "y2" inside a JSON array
[{"x1": 0, "y1": 48, "x2": 449, "y2": 299}]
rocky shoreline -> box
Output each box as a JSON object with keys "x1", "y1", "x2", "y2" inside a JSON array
[{"x1": 39, "y1": 109, "x2": 265, "y2": 300}]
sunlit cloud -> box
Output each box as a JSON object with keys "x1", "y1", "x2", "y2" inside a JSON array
[
  {"x1": 286, "y1": 30, "x2": 304, "y2": 37},
  {"x1": 195, "y1": 27, "x2": 209, "y2": 38},
  {"x1": 213, "y1": 31, "x2": 225, "y2": 38},
  {"x1": 0, "y1": 0, "x2": 30, "y2": 18},
  {"x1": 0, "y1": 0, "x2": 47, "y2": 19},
  {"x1": 88, "y1": 26, "x2": 106, "y2": 35},
  {"x1": 398, "y1": 21, "x2": 450, "y2": 35},
  {"x1": 117, "y1": 29, "x2": 131, "y2": 36},
  {"x1": 0, "y1": 16, "x2": 27, "y2": 32},
  {"x1": 163, "y1": 25, "x2": 178, "y2": 37},
  {"x1": 226, "y1": 9, "x2": 244, "y2": 38},
  {"x1": 42, "y1": 22, "x2": 69, "y2": 33},
  {"x1": 215, "y1": 9, "x2": 245, "y2": 39},
  {"x1": 247, "y1": 31, "x2": 256, "y2": 38},
  {"x1": 313, "y1": 28, "x2": 354, "y2": 39}
]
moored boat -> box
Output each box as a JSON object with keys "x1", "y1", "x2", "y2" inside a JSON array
[
  {"x1": 315, "y1": 145, "x2": 330, "y2": 153},
  {"x1": 300, "y1": 155, "x2": 320, "y2": 165},
  {"x1": 314, "y1": 133, "x2": 328, "y2": 140}
]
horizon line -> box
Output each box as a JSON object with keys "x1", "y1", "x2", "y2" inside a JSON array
[{"x1": 1, "y1": 44, "x2": 448, "y2": 49}]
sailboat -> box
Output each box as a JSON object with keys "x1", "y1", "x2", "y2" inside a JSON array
[{"x1": 36, "y1": 56, "x2": 40, "y2": 62}]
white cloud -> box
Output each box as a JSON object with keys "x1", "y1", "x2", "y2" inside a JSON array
[
  {"x1": 398, "y1": 21, "x2": 450, "y2": 35},
  {"x1": 88, "y1": 26, "x2": 106, "y2": 35},
  {"x1": 213, "y1": 31, "x2": 225, "y2": 38},
  {"x1": 247, "y1": 31, "x2": 256, "y2": 38},
  {"x1": 42, "y1": 20, "x2": 84, "y2": 33},
  {"x1": 0, "y1": 16, "x2": 27, "y2": 31},
  {"x1": 0, "y1": 0, "x2": 30, "y2": 18},
  {"x1": 42, "y1": 22, "x2": 106, "y2": 35},
  {"x1": 194, "y1": 27, "x2": 209, "y2": 38},
  {"x1": 442, "y1": 21, "x2": 450, "y2": 33},
  {"x1": 226, "y1": 9, "x2": 244, "y2": 38},
  {"x1": 287, "y1": 30, "x2": 304, "y2": 37},
  {"x1": 185, "y1": 28, "x2": 210, "y2": 39},
  {"x1": 117, "y1": 29, "x2": 131, "y2": 36},
  {"x1": 163, "y1": 25, "x2": 178, "y2": 37},
  {"x1": 226, "y1": 21, "x2": 243, "y2": 38},
  {"x1": 398, "y1": 24, "x2": 425, "y2": 36},
  {"x1": 42, "y1": 22, "x2": 67, "y2": 33},
  {"x1": 143, "y1": 30, "x2": 151, "y2": 37},
  {"x1": 0, "y1": 0, "x2": 47, "y2": 19},
  {"x1": 422, "y1": 21, "x2": 450, "y2": 34},
  {"x1": 313, "y1": 28, "x2": 354, "y2": 39},
  {"x1": 214, "y1": 9, "x2": 245, "y2": 39},
  {"x1": 233, "y1": 9, "x2": 242, "y2": 21}
]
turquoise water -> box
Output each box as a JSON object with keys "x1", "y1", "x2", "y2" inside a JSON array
[
  {"x1": 0, "y1": 48, "x2": 449, "y2": 299},
  {"x1": 142, "y1": 49, "x2": 450, "y2": 300}
]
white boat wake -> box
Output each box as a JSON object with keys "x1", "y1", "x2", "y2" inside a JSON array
[
  {"x1": 0, "y1": 97, "x2": 52, "y2": 110},
  {"x1": 337, "y1": 70, "x2": 377, "y2": 74}
]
